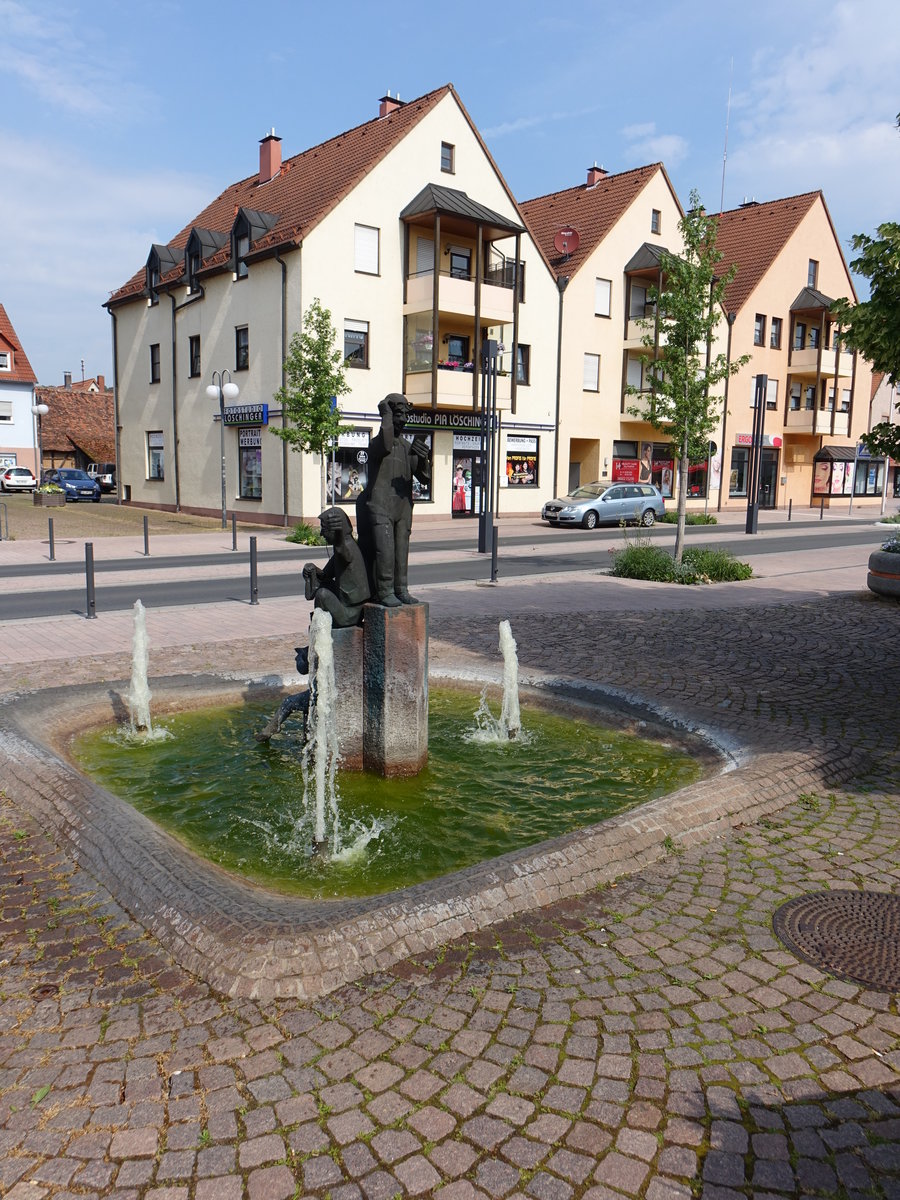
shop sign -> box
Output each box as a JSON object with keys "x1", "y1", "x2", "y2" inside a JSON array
[
  {"x1": 408, "y1": 407, "x2": 483, "y2": 432},
  {"x1": 239, "y1": 428, "x2": 262, "y2": 448},
  {"x1": 612, "y1": 458, "x2": 640, "y2": 483},
  {"x1": 224, "y1": 403, "x2": 268, "y2": 426},
  {"x1": 337, "y1": 429, "x2": 370, "y2": 448},
  {"x1": 507, "y1": 435, "x2": 537, "y2": 452},
  {"x1": 736, "y1": 432, "x2": 783, "y2": 448},
  {"x1": 453, "y1": 433, "x2": 481, "y2": 451}
]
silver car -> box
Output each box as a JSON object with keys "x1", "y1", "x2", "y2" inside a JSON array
[{"x1": 542, "y1": 482, "x2": 665, "y2": 529}]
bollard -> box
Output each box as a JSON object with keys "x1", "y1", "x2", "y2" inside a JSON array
[
  {"x1": 490, "y1": 523, "x2": 499, "y2": 583},
  {"x1": 249, "y1": 536, "x2": 259, "y2": 605},
  {"x1": 48, "y1": 517, "x2": 56, "y2": 562},
  {"x1": 232, "y1": 512, "x2": 237, "y2": 552},
  {"x1": 788, "y1": 499, "x2": 792, "y2": 522},
  {"x1": 820, "y1": 496, "x2": 825, "y2": 520},
  {"x1": 85, "y1": 542, "x2": 97, "y2": 619},
  {"x1": 143, "y1": 514, "x2": 150, "y2": 556}
]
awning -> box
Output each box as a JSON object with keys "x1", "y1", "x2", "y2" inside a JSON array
[{"x1": 814, "y1": 445, "x2": 882, "y2": 462}]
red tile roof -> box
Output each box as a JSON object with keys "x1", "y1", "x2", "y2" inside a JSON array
[
  {"x1": 520, "y1": 165, "x2": 676, "y2": 279},
  {"x1": 0, "y1": 303, "x2": 37, "y2": 385},
  {"x1": 714, "y1": 192, "x2": 839, "y2": 315},
  {"x1": 108, "y1": 85, "x2": 457, "y2": 306},
  {"x1": 34, "y1": 384, "x2": 116, "y2": 462}
]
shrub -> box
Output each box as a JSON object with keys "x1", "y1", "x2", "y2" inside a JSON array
[
  {"x1": 878, "y1": 513, "x2": 900, "y2": 526},
  {"x1": 35, "y1": 483, "x2": 64, "y2": 494},
  {"x1": 286, "y1": 522, "x2": 325, "y2": 546},
  {"x1": 881, "y1": 536, "x2": 900, "y2": 554},
  {"x1": 659, "y1": 511, "x2": 718, "y2": 525},
  {"x1": 609, "y1": 541, "x2": 752, "y2": 583}
]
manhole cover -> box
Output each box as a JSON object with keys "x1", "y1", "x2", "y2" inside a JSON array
[{"x1": 773, "y1": 891, "x2": 900, "y2": 992}]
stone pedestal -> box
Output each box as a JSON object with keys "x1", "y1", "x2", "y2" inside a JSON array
[
  {"x1": 331, "y1": 626, "x2": 364, "y2": 770},
  {"x1": 362, "y1": 602, "x2": 428, "y2": 777}
]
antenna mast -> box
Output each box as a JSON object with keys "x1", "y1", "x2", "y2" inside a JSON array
[{"x1": 720, "y1": 57, "x2": 733, "y2": 216}]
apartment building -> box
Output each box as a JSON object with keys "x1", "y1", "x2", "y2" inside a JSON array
[
  {"x1": 0, "y1": 303, "x2": 38, "y2": 474},
  {"x1": 714, "y1": 192, "x2": 874, "y2": 510},
  {"x1": 105, "y1": 86, "x2": 559, "y2": 524}
]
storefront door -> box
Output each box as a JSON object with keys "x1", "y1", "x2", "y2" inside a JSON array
[
  {"x1": 759, "y1": 449, "x2": 779, "y2": 508},
  {"x1": 451, "y1": 450, "x2": 482, "y2": 517}
]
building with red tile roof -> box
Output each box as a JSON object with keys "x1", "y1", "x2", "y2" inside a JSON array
[
  {"x1": 33, "y1": 374, "x2": 115, "y2": 476},
  {"x1": 0, "y1": 304, "x2": 39, "y2": 475},
  {"x1": 106, "y1": 86, "x2": 559, "y2": 522}
]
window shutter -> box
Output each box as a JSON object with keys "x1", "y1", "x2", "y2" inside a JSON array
[
  {"x1": 594, "y1": 278, "x2": 611, "y2": 316},
  {"x1": 416, "y1": 237, "x2": 434, "y2": 275},
  {"x1": 354, "y1": 225, "x2": 379, "y2": 274},
  {"x1": 583, "y1": 353, "x2": 600, "y2": 390},
  {"x1": 0, "y1": 399, "x2": 12, "y2": 420}
]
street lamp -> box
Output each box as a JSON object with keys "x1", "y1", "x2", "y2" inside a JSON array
[
  {"x1": 31, "y1": 402, "x2": 48, "y2": 480},
  {"x1": 206, "y1": 371, "x2": 239, "y2": 528}
]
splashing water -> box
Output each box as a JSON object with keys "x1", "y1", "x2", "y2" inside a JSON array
[
  {"x1": 301, "y1": 609, "x2": 342, "y2": 852},
  {"x1": 127, "y1": 600, "x2": 153, "y2": 733},
  {"x1": 466, "y1": 619, "x2": 529, "y2": 745}
]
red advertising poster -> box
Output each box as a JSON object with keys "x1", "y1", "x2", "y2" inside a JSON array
[{"x1": 612, "y1": 458, "x2": 640, "y2": 482}]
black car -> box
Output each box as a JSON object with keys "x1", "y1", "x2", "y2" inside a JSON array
[{"x1": 46, "y1": 468, "x2": 101, "y2": 502}]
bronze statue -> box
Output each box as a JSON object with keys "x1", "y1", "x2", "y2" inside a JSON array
[
  {"x1": 302, "y1": 507, "x2": 370, "y2": 628},
  {"x1": 356, "y1": 393, "x2": 430, "y2": 606}
]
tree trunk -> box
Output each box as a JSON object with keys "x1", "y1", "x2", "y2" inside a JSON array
[{"x1": 674, "y1": 426, "x2": 689, "y2": 564}]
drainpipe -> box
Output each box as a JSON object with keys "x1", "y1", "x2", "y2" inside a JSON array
[
  {"x1": 717, "y1": 312, "x2": 737, "y2": 512},
  {"x1": 553, "y1": 274, "x2": 570, "y2": 498},
  {"x1": 109, "y1": 309, "x2": 121, "y2": 503},
  {"x1": 276, "y1": 251, "x2": 289, "y2": 526}
]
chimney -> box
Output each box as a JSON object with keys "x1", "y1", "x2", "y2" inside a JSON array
[
  {"x1": 378, "y1": 90, "x2": 404, "y2": 118},
  {"x1": 64, "y1": 371, "x2": 72, "y2": 389},
  {"x1": 97, "y1": 374, "x2": 106, "y2": 391},
  {"x1": 259, "y1": 128, "x2": 282, "y2": 185},
  {"x1": 586, "y1": 163, "x2": 608, "y2": 187}
]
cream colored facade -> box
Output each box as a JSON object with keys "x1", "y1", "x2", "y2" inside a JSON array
[
  {"x1": 719, "y1": 197, "x2": 875, "y2": 512},
  {"x1": 110, "y1": 91, "x2": 559, "y2": 524}
]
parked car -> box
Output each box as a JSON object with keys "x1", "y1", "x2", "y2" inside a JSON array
[
  {"x1": 45, "y1": 468, "x2": 101, "y2": 502},
  {"x1": 0, "y1": 466, "x2": 37, "y2": 492},
  {"x1": 87, "y1": 462, "x2": 116, "y2": 493},
  {"x1": 542, "y1": 482, "x2": 665, "y2": 529}
]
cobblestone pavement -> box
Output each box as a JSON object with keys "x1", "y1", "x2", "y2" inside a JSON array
[{"x1": 1, "y1": 591, "x2": 899, "y2": 1199}]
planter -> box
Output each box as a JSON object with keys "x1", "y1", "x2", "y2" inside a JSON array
[
  {"x1": 867, "y1": 550, "x2": 900, "y2": 599},
  {"x1": 34, "y1": 492, "x2": 65, "y2": 507}
]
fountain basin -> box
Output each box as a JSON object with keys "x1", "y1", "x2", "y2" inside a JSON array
[{"x1": 0, "y1": 670, "x2": 817, "y2": 1000}]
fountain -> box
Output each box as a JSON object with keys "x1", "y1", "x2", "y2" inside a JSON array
[
  {"x1": 127, "y1": 599, "x2": 152, "y2": 733},
  {"x1": 301, "y1": 608, "x2": 341, "y2": 853}
]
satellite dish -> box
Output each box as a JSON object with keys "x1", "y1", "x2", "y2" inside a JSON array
[{"x1": 553, "y1": 227, "x2": 580, "y2": 257}]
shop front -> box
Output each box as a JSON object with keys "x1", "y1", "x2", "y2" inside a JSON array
[{"x1": 812, "y1": 445, "x2": 886, "y2": 502}]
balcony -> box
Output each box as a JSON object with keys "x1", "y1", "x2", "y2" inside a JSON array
[
  {"x1": 790, "y1": 346, "x2": 854, "y2": 378},
  {"x1": 404, "y1": 270, "x2": 515, "y2": 323},
  {"x1": 404, "y1": 364, "x2": 512, "y2": 410},
  {"x1": 785, "y1": 407, "x2": 850, "y2": 436}
]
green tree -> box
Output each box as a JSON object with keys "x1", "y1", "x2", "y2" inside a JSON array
[
  {"x1": 831, "y1": 222, "x2": 900, "y2": 459},
  {"x1": 628, "y1": 191, "x2": 749, "y2": 562},
  {"x1": 271, "y1": 297, "x2": 351, "y2": 507}
]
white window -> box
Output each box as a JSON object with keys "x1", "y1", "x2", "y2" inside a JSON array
[
  {"x1": 0, "y1": 400, "x2": 12, "y2": 421},
  {"x1": 0, "y1": 351, "x2": 10, "y2": 371},
  {"x1": 344, "y1": 319, "x2": 369, "y2": 368},
  {"x1": 354, "y1": 224, "x2": 380, "y2": 275},
  {"x1": 626, "y1": 357, "x2": 645, "y2": 391},
  {"x1": 147, "y1": 431, "x2": 165, "y2": 480},
  {"x1": 766, "y1": 378, "x2": 779, "y2": 410},
  {"x1": 594, "y1": 278, "x2": 612, "y2": 317},
  {"x1": 583, "y1": 353, "x2": 600, "y2": 391}
]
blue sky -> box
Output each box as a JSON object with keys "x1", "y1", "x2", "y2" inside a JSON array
[{"x1": 2, "y1": 0, "x2": 897, "y2": 384}]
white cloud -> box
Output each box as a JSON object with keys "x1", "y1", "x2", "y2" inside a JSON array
[
  {"x1": 483, "y1": 102, "x2": 604, "y2": 140},
  {"x1": 622, "y1": 122, "x2": 689, "y2": 168}
]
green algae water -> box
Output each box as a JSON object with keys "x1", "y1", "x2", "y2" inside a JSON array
[{"x1": 71, "y1": 689, "x2": 700, "y2": 899}]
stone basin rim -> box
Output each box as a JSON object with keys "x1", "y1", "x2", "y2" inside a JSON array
[{"x1": 0, "y1": 668, "x2": 849, "y2": 1000}]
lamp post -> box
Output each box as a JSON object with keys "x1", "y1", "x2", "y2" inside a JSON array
[
  {"x1": 31, "y1": 402, "x2": 48, "y2": 480},
  {"x1": 206, "y1": 371, "x2": 240, "y2": 528}
]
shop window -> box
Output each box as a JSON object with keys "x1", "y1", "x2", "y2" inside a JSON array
[
  {"x1": 770, "y1": 317, "x2": 782, "y2": 349},
  {"x1": 753, "y1": 314, "x2": 766, "y2": 346},
  {"x1": 505, "y1": 437, "x2": 538, "y2": 487},
  {"x1": 516, "y1": 344, "x2": 530, "y2": 385},
  {"x1": 326, "y1": 430, "x2": 371, "y2": 504},
  {"x1": 239, "y1": 429, "x2": 262, "y2": 499},
  {"x1": 188, "y1": 335, "x2": 201, "y2": 378},
  {"x1": 344, "y1": 319, "x2": 369, "y2": 368},
  {"x1": 729, "y1": 447, "x2": 749, "y2": 497},
  {"x1": 235, "y1": 326, "x2": 249, "y2": 371},
  {"x1": 594, "y1": 278, "x2": 611, "y2": 317},
  {"x1": 583, "y1": 353, "x2": 600, "y2": 392},
  {"x1": 687, "y1": 459, "x2": 708, "y2": 498},
  {"x1": 150, "y1": 343, "x2": 160, "y2": 383},
  {"x1": 147, "y1": 432, "x2": 165, "y2": 480},
  {"x1": 441, "y1": 141, "x2": 455, "y2": 173},
  {"x1": 403, "y1": 430, "x2": 432, "y2": 502},
  {"x1": 354, "y1": 224, "x2": 380, "y2": 275}
]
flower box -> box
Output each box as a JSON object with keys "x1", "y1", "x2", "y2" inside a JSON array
[
  {"x1": 867, "y1": 548, "x2": 900, "y2": 599},
  {"x1": 34, "y1": 491, "x2": 66, "y2": 507}
]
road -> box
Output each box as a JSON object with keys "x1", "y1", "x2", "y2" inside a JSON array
[{"x1": 1, "y1": 517, "x2": 889, "y2": 620}]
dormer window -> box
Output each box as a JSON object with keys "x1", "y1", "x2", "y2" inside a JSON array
[
  {"x1": 187, "y1": 248, "x2": 201, "y2": 293},
  {"x1": 236, "y1": 233, "x2": 249, "y2": 278},
  {"x1": 231, "y1": 208, "x2": 279, "y2": 282},
  {"x1": 0, "y1": 351, "x2": 10, "y2": 371},
  {"x1": 146, "y1": 243, "x2": 180, "y2": 304}
]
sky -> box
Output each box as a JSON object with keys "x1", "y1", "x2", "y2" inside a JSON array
[{"x1": 1, "y1": 0, "x2": 898, "y2": 385}]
